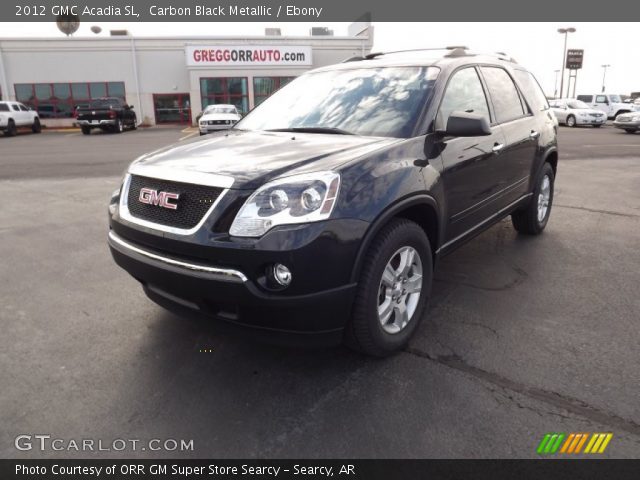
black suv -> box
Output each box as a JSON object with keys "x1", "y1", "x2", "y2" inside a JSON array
[{"x1": 108, "y1": 48, "x2": 557, "y2": 356}]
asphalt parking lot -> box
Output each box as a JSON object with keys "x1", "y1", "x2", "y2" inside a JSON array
[{"x1": 1, "y1": 124, "x2": 639, "y2": 459}]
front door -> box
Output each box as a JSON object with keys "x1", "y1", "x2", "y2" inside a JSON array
[{"x1": 153, "y1": 94, "x2": 192, "y2": 124}]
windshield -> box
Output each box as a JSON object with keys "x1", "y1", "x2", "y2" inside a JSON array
[
  {"x1": 609, "y1": 95, "x2": 622, "y2": 103},
  {"x1": 205, "y1": 106, "x2": 237, "y2": 114},
  {"x1": 236, "y1": 66, "x2": 439, "y2": 138},
  {"x1": 567, "y1": 100, "x2": 589, "y2": 109}
]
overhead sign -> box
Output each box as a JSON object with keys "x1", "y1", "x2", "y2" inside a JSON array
[
  {"x1": 186, "y1": 45, "x2": 313, "y2": 67},
  {"x1": 566, "y1": 49, "x2": 584, "y2": 70}
]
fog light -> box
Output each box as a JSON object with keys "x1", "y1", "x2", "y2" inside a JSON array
[{"x1": 272, "y1": 263, "x2": 292, "y2": 287}]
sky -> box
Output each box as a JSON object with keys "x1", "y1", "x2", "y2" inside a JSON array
[{"x1": 1, "y1": 22, "x2": 639, "y2": 96}]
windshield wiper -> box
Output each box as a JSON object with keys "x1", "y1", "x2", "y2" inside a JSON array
[{"x1": 266, "y1": 127, "x2": 354, "y2": 135}]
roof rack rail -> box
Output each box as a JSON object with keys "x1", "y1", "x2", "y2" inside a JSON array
[
  {"x1": 362, "y1": 46, "x2": 469, "y2": 60},
  {"x1": 344, "y1": 47, "x2": 517, "y2": 64}
]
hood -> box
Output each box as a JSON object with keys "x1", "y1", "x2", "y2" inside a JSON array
[
  {"x1": 130, "y1": 130, "x2": 400, "y2": 189},
  {"x1": 200, "y1": 112, "x2": 241, "y2": 121}
]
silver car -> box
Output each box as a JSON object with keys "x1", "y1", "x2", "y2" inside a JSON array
[
  {"x1": 613, "y1": 112, "x2": 640, "y2": 134},
  {"x1": 549, "y1": 99, "x2": 606, "y2": 127}
]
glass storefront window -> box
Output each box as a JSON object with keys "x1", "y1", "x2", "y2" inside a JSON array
[
  {"x1": 200, "y1": 77, "x2": 249, "y2": 115},
  {"x1": 13, "y1": 82, "x2": 126, "y2": 119}
]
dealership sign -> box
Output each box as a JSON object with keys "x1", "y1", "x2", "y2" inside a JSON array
[
  {"x1": 186, "y1": 45, "x2": 313, "y2": 67},
  {"x1": 565, "y1": 49, "x2": 584, "y2": 70}
]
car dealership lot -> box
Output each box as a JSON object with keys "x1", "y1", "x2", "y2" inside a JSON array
[{"x1": 1, "y1": 126, "x2": 639, "y2": 458}]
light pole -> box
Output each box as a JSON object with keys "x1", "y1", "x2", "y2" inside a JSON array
[
  {"x1": 601, "y1": 64, "x2": 611, "y2": 93},
  {"x1": 554, "y1": 70, "x2": 560, "y2": 99},
  {"x1": 557, "y1": 27, "x2": 576, "y2": 99}
]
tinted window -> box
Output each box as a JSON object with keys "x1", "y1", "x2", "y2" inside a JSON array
[
  {"x1": 238, "y1": 67, "x2": 439, "y2": 138},
  {"x1": 437, "y1": 67, "x2": 489, "y2": 129},
  {"x1": 19, "y1": 104, "x2": 29, "y2": 111},
  {"x1": 0, "y1": 104, "x2": 9, "y2": 112},
  {"x1": 577, "y1": 95, "x2": 593, "y2": 102},
  {"x1": 89, "y1": 98, "x2": 122, "y2": 109},
  {"x1": 481, "y1": 67, "x2": 525, "y2": 123},
  {"x1": 12, "y1": 104, "x2": 20, "y2": 111},
  {"x1": 514, "y1": 70, "x2": 549, "y2": 112}
]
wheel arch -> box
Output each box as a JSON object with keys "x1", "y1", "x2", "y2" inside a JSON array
[{"x1": 350, "y1": 195, "x2": 440, "y2": 283}]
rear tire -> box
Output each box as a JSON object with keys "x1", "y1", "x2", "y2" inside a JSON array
[
  {"x1": 512, "y1": 162, "x2": 555, "y2": 235},
  {"x1": 593, "y1": 124, "x2": 602, "y2": 128},
  {"x1": 345, "y1": 218, "x2": 432, "y2": 357},
  {"x1": 566, "y1": 115, "x2": 576, "y2": 127},
  {"x1": 5, "y1": 120, "x2": 17, "y2": 137},
  {"x1": 81, "y1": 126, "x2": 91, "y2": 135},
  {"x1": 31, "y1": 117, "x2": 41, "y2": 133}
]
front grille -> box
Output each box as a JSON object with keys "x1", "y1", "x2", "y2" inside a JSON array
[
  {"x1": 589, "y1": 113, "x2": 603, "y2": 118},
  {"x1": 208, "y1": 120, "x2": 228, "y2": 125},
  {"x1": 126, "y1": 175, "x2": 223, "y2": 229}
]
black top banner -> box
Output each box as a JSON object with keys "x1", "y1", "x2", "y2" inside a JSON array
[{"x1": 4, "y1": 0, "x2": 640, "y2": 22}]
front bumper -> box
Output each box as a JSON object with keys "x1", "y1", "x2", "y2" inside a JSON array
[
  {"x1": 575, "y1": 116, "x2": 606, "y2": 125},
  {"x1": 199, "y1": 124, "x2": 233, "y2": 134},
  {"x1": 613, "y1": 120, "x2": 640, "y2": 130},
  {"x1": 77, "y1": 119, "x2": 116, "y2": 127},
  {"x1": 108, "y1": 216, "x2": 368, "y2": 342}
]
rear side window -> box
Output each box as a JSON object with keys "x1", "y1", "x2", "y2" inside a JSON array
[
  {"x1": 480, "y1": 67, "x2": 525, "y2": 123},
  {"x1": 514, "y1": 70, "x2": 549, "y2": 112},
  {"x1": 0, "y1": 104, "x2": 9, "y2": 112},
  {"x1": 438, "y1": 67, "x2": 490, "y2": 129},
  {"x1": 19, "y1": 104, "x2": 29, "y2": 112},
  {"x1": 577, "y1": 95, "x2": 592, "y2": 102},
  {"x1": 11, "y1": 104, "x2": 20, "y2": 112}
]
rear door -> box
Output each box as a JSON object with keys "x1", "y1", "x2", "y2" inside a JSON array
[
  {"x1": 437, "y1": 66, "x2": 508, "y2": 241},
  {"x1": 479, "y1": 66, "x2": 538, "y2": 205}
]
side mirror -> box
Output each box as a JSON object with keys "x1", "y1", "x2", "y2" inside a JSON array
[
  {"x1": 129, "y1": 105, "x2": 135, "y2": 109},
  {"x1": 441, "y1": 111, "x2": 492, "y2": 137}
]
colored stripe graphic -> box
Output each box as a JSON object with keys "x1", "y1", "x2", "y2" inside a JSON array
[{"x1": 539, "y1": 433, "x2": 613, "y2": 455}]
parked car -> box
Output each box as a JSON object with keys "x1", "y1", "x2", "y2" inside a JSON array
[
  {"x1": 0, "y1": 101, "x2": 41, "y2": 136},
  {"x1": 576, "y1": 93, "x2": 640, "y2": 119},
  {"x1": 108, "y1": 48, "x2": 558, "y2": 356},
  {"x1": 198, "y1": 104, "x2": 241, "y2": 135},
  {"x1": 612, "y1": 112, "x2": 640, "y2": 134},
  {"x1": 549, "y1": 98, "x2": 606, "y2": 127},
  {"x1": 75, "y1": 97, "x2": 137, "y2": 135}
]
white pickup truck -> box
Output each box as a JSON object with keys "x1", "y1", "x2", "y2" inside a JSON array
[
  {"x1": 0, "y1": 101, "x2": 41, "y2": 136},
  {"x1": 576, "y1": 93, "x2": 640, "y2": 120}
]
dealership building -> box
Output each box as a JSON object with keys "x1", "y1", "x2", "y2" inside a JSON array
[{"x1": 0, "y1": 23, "x2": 373, "y2": 127}]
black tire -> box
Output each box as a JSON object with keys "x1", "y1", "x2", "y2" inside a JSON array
[
  {"x1": 566, "y1": 115, "x2": 576, "y2": 127},
  {"x1": 593, "y1": 124, "x2": 602, "y2": 128},
  {"x1": 113, "y1": 118, "x2": 123, "y2": 134},
  {"x1": 345, "y1": 218, "x2": 433, "y2": 357},
  {"x1": 31, "y1": 117, "x2": 41, "y2": 133},
  {"x1": 81, "y1": 126, "x2": 91, "y2": 135},
  {"x1": 512, "y1": 162, "x2": 555, "y2": 235},
  {"x1": 131, "y1": 118, "x2": 137, "y2": 130},
  {"x1": 5, "y1": 119, "x2": 17, "y2": 137},
  {"x1": 624, "y1": 129, "x2": 637, "y2": 134}
]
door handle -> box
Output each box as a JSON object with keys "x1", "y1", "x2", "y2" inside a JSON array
[
  {"x1": 492, "y1": 143, "x2": 505, "y2": 154},
  {"x1": 530, "y1": 130, "x2": 540, "y2": 140}
]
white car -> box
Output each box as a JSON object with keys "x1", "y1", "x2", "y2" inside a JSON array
[
  {"x1": 576, "y1": 93, "x2": 640, "y2": 119},
  {"x1": 198, "y1": 104, "x2": 241, "y2": 135},
  {"x1": 0, "y1": 101, "x2": 41, "y2": 136},
  {"x1": 549, "y1": 99, "x2": 607, "y2": 127}
]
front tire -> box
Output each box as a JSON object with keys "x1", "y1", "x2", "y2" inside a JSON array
[
  {"x1": 81, "y1": 126, "x2": 91, "y2": 135},
  {"x1": 32, "y1": 117, "x2": 41, "y2": 133},
  {"x1": 512, "y1": 162, "x2": 555, "y2": 235},
  {"x1": 624, "y1": 129, "x2": 637, "y2": 134},
  {"x1": 566, "y1": 115, "x2": 576, "y2": 127},
  {"x1": 593, "y1": 124, "x2": 602, "y2": 128},
  {"x1": 113, "y1": 119, "x2": 123, "y2": 133},
  {"x1": 345, "y1": 219, "x2": 432, "y2": 357},
  {"x1": 5, "y1": 119, "x2": 17, "y2": 137}
]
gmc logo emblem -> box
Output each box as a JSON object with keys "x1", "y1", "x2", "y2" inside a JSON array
[{"x1": 138, "y1": 187, "x2": 180, "y2": 210}]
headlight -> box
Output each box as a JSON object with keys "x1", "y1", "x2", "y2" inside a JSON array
[
  {"x1": 632, "y1": 115, "x2": 640, "y2": 122},
  {"x1": 229, "y1": 171, "x2": 340, "y2": 237},
  {"x1": 108, "y1": 187, "x2": 121, "y2": 215}
]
